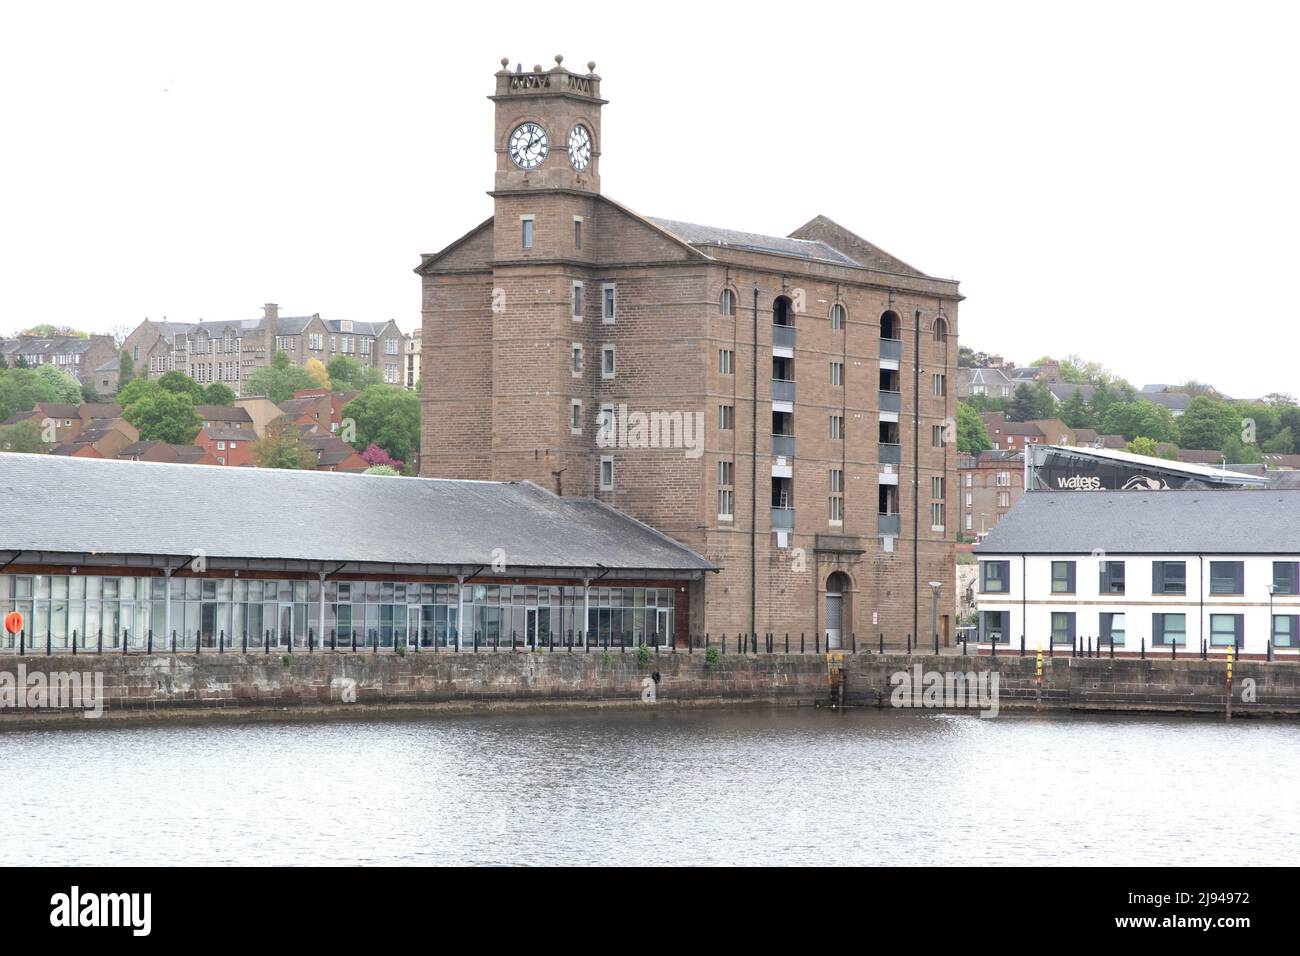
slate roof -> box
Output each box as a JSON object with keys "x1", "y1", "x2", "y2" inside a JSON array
[
  {"x1": 199, "y1": 425, "x2": 257, "y2": 442},
  {"x1": 0, "y1": 454, "x2": 715, "y2": 573},
  {"x1": 649, "y1": 218, "x2": 862, "y2": 267},
  {"x1": 976, "y1": 490, "x2": 1300, "y2": 555},
  {"x1": 195, "y1": 405, "x2": 253, "y2": 423}
]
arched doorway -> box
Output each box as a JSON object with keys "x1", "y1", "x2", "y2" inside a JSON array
[{"x1": 825, "y1": 572, "x2": 851, "y2": 650}]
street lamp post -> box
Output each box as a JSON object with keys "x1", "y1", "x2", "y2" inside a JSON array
[
  {"x1": 1268, "y1": 583, "x2": 1277, "y2": 661},
  {"x1": 929, "y1": 581, "x2": 942, "y2": 654}
]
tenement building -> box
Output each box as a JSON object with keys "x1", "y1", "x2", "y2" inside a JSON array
[
  {"x1": 974, "y1": 490, "x2": 1300, "y2": 658},
  {"x1": 123, "y1": 307, "x2": 409, "y2": 396},
  {"x1": 416, "y1": 59, "x2": 961, "y2": 646},
  {"x1": 0, "y1": 454, "x2": 711, "y2": 652}
]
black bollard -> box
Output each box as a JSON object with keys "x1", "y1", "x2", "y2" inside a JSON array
[
  {"x1": 879, "y1": 633, "x2": 884, "y2": 655},
  {"x1": 72, "y1": 629, "x2": 77, "y2": 656},
  {"x1": 1140, "y1": 636, "x2": 1145, "y2": 660},
  {"x1": 906, "y1": 633, "x2": 911, "y2": 655},
  {"x1": 1020, "y1": 633, "x2": 1025, "y2": 657},
  {"x1": 219, "y1": 629, "x2": 225, "y2": 654},
  {"x1": 1267, "y1": 639, "x2": 1274, "y2": 663},
  {"x1": 1171, "y1": 638, "x2": 1176, "y2": 660}
]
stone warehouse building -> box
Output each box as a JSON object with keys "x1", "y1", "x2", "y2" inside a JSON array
[
  {"x1": 122, "y1": 307, "x2": 410, "y2": 396},
  {"x1": 417, "y1": 58, "x2": 961, "y2": 645},
  {"x1": 0, "y1": 454, "x2": 711, "y2": 652}
]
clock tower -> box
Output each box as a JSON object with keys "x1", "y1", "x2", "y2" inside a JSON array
[{"x1": 491, "y1": 56, "x2": 605, "y2": 195}]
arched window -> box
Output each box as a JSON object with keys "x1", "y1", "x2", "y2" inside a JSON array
[
  {"x1": 830, "y1": 304, "x2": 846, "y2": 330},
  {"x1": 773, "y1": 295, "x2": 794, "y2": 327},
  {"x1": 880, "y1": 310, "x2": 900, "y2": 339},
  {"x1": 719, "y1": 289, "x2": 736, "y2": 316},
  {"x1": 932, "y1": 315, "x2": 949, "y2": 342}
]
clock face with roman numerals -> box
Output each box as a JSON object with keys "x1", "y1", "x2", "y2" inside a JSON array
[
  {"x1": 508, "y1": 122, "x2": 549, "y2": 169},
  {"x1": 568, "y1": 124, "x2": 592, "y2": 171}
]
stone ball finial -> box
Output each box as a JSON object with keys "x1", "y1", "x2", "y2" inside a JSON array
[
  {"x1": 555, "y1": 54, "x2": 564, "y2": 65},
  {"x1": 500, "y1": 57, "x2": 509, "y2": 68},
  {"x1": 533, "y1": 64, "x2": 543, "y2": 73},
  {"x1": 587, "y1": 61, "x2": 597, "y2": 74}
]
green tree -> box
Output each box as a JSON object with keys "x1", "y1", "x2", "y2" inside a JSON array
[
  {"x1": 34, "y1": 365, "x2": 82, "y2": 404},
  {"x1": 1057, "y1": 390, "x2": 1093, "y2": 429},
  {"x1": 1007, "y1": 381, "x2": 1055, "y2": 422},
  {"x1": 1100, "y1": 400, "x2": 1179, "y2": 443},
  {"x1": 0, "y1": 367, "x2": 77, "y2": 420},
  {"x1": 341, "y1": 385, "x2": 420, "y2": 464},
  {"x1": 1125, "y1": 436, "x2": 1161, "y2": 458},
  {"x1": 1263, "y1": 426, "x2": 1296, "y2": 455},
  {"x1": 0, "y1": 419, "x2": 52, "y2": 453},
  {"x1": 80, "y1": 380, "x2": 102, "y2": 403},
  {"x1": 200, "y1": 382, "x2": 237, "y2": 406},
  {"x1": 326, "y1": 355, "x2": 365, "y2": 391},
  {"x1": 122, "y1": 390, "x2": 202, "y2": 444},
  {"x1": 251, "y1": 415, "x2": 317, "y2": 469},
  {"x1": 364, "y1": 464, "x2": 400, "y2": 476},
  {"x1": 1178, "y1": 395, "x2": 1238, "y2": 451},
  {"x1": 115, "y1": 376, "x2": 159, "y2": 408},
  {"x1": 156, "y1": 370, "x2": 204, "y2": 403},
  {"x1": 117, "y1": 349, "x2": 134, "y2": 388},
  {"x1": 245, "y1": 353, "x2": 316, "y2": 404},
  {"x1": 956, "y1": 401, "x2": 993, "y2": 454}
]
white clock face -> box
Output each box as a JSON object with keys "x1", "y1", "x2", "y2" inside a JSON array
[
  {"x1": 568, "y1": 124, "x2": 592, "y2": 171},
  {"x1": 508, "y1": 122, "x2": 549, "y2": 170}
]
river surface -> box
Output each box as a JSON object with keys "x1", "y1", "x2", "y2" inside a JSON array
[{"x1": 4, "y1": 708, "x2": 1297, "y2": 866}]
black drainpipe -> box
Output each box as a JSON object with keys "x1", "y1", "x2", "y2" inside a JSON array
[
  {"x1": 913, "y1": 307, "x2": 921, "y2": 648},
  {"x1": 752, "y1": 286, "x2": 760, "y2": 638}
]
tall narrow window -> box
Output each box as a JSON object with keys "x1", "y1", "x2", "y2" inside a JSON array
[
  {"x1": 570, "y1": 399, "x2": 582, "y2": 435},
  {"x1": 932, "y1": 424, "x2": 946, "y2": 448},
  {"x1": 829, "y1": 415, "x2": 844, "y2": 440},
  {"x1": 601, "y1": 345, "x2": 616, "y2": 380},
  {"x1": 830, "y1": 304, "x2": 846, "y2": 330},
  {"x1": 572, "y1": 281, "x2": 583, "y2": 320},
  {"x1": 521, "y1": 216, "x2": 534, "y2": 249},
  {"x1": 929, "y1": 502, "x2": 945, "y2": 530},
  {"x1": 719, "y1": 405, "x2": 735, "y2": 430},
  {"x1": 573, "y1": 216, "x2": 583, "y2": 250},
  {"x1": 829, "y1": 468, "x2": 844, "y2": 523},
  {"x1": 571, "y1": 343, "x2": 583, "y2": 377},
  {"x1": 718, "y1": 461, "x2": 734, "y2": 520},
  {"x1": 599, "y1": 456, "x2": 614, "y2": 491},
  {"x1": 719, "y1": 289, "x2": 736, "y2": 316},
  {"x1": 719, "y1": 349, "x2": 734, "y2": 374},
  {"x1": 933, "y1": 373, "x2": 947, "y2": 397},
  {"x1": 830, "y1": 361, "x2": 843, "y2": 386},
  {"x1": 602, "y1": 283, "x2": 617, "y2": 323}
]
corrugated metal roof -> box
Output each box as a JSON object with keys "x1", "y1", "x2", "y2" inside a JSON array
[
  {"x1": 0, "y1": 454, "x2": 715, "y2": 573},
  {"x1": 976, "y1": 490, "x2": 1300, "y2": 554}
]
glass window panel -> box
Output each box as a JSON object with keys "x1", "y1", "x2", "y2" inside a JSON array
[{"x1": 53, "y1": 576, "x2": 68, "y2": 599}]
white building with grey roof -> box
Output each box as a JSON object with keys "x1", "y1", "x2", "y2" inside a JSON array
[{"x1": 974, "y1": 490, "x2": 1300, "y2": 658}]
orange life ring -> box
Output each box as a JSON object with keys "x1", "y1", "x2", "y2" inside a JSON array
[{"x1": 4, "y1": 611, "x2": 22, "y2": 635}]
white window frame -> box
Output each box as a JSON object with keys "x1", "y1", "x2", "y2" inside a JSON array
[
  {"x1": 570, "y1": 399, "x2": 583, "y2": 435},
  {"x1": 571, "y1": 343, "x2": 584, "y2": 377},
  {"x1": 601, "y1": 344, "x2": 616, "y2": 380},
  {"x1": 573, "y1": 215, "x2": 583, "y2": 250},
  {"x1": 599, "y1": 455, "x2": 614, "y2": 491},
  {"x1": 719, "y1": 349, "x2": 734, "y2": 374},
  {"x1": 601, "y1": 283, "x2": 616, "y2": 324},
  {"x1": 572, "y1": 281, "x2": 583, "y2": 321},
  {"x1": 521, "y1": 214, "x2": 535, "y2": 250}
]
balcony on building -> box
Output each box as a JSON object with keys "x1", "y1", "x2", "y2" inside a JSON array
[
  {"x1": 773, "y1": 295, "x2": 796, "y2": 350},
  {"x1": 772, "y1": 354, "x2": 795, "y2": 402},
  {"x1": 879, "y1": 420, "x2": 902, "y2": 465},
  {"x1": 771, "y1": 475, "x2": 795, "y2": 530},
  {"x1": 772, "y1": 409, "x2": 795, "y2": 458},
  {"x1": 878, "y1": 484, "x2": 901, "y2": 536},
  {"x1": 880, "y1": 310, "x2": 902, "y2": 361}
]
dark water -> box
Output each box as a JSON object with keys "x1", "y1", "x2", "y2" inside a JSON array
[{"x1": 4, "y1": 708, "x2": 1297, "y2": 866}]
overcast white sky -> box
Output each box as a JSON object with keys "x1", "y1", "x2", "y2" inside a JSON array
[{"x1": 2, "y1": 1, "x2": 1296, "y2": 398}]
